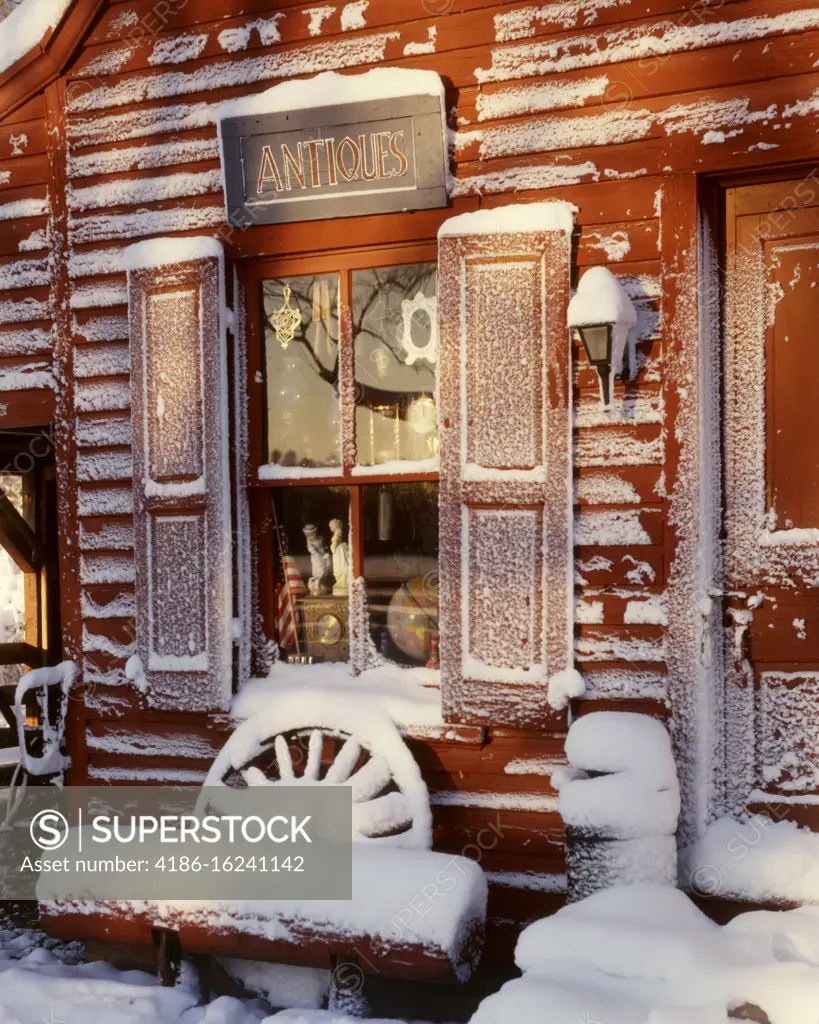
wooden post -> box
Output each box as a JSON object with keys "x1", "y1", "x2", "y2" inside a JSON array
[
  {"x1": 154, "y1": 929, "x2": 183, "y2": 988},
  {"x1": 45, "y1": 79, "x2": 87, "y2": 786},
  {"x1": 328, "y1": 954, "x2": 369, "y2": 1017},
  {"x1": 661, "y1": 173, "x2": 725, "y2": 842}
]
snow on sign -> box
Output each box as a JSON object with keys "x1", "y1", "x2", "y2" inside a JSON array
[{"x1": 219, "y1": 78, "x2": 448, "y2": 225}]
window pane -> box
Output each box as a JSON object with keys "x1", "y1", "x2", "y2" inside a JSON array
[
  {"x1": 362, "y1": 482, "x2": 438, "y2": 667},
  {"x1": 353, "y1": 263, "x2": 437, "y2": 467},
  {"x1": 271, "y1": 487, "x2": 350, "y2": 663},
  {"x1": 263, "y1": 274, "x2": 340, "y2": 468}
]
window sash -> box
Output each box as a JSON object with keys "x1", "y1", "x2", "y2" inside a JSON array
[
  {"x1": 245, "y1": 242, "x2": 438, "y2": 483},
  {"x1": 243, "y1": 242, "x2": 439, "y2": 674}
]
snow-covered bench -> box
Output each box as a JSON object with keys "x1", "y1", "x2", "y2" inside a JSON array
[{"x1": 39, "y1": 690, "x2": 488, "y2": 1008}]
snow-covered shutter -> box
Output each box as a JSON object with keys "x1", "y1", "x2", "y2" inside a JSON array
[
  {"x1": 126, "y1": 238, "x2": 232, "y2": 712},
  {"x1": 437, "y1": 207, "x2": 574, "y2": 728}
]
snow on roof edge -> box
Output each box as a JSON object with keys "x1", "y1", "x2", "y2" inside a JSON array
[
  {"x1": 438, "y1": 201, "x2": 577, "y2": 237},
  {"x1": 217, "y1": 68, "x2": 445, "y2": 123},
  {"x1": 123, "y1": 236, "x2": 224, "y2": 271},
  {"x1": 0, "y1": 0, "x2": 72, "y2": 79}
]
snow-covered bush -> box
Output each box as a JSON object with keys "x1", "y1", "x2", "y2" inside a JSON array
[
  {"x1": 472, "y1": 882, "x2": 819, "y2": 1024},
  {"x1": 554, "y1": 712, "x2": 680, "y2": 899}
]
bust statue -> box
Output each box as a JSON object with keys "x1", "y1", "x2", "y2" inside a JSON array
[
  {"x1": 303, "y1": 523, "x2": 332, "y2": 595},
  {"x1": 330, "y1": 518, "x2": 350, "y2": 596}
]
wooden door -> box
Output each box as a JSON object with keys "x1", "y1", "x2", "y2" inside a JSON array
[{"x1": 725, "y1": 177, "x2": 819, "y2": 818}]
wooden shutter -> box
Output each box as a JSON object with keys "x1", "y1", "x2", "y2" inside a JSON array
[
  {"x1": 128, "y1": 243, "x2": 232, "y2": 712},
  {"x1": 438, "y1": 220, "x2": 573, "y2": 728}
]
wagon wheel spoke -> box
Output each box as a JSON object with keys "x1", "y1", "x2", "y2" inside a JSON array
[
  {"x1": 206, "y1": 705, "x2": 428, "y2": 846},
  {"x1": 349, "y1": 755, "x2": 392, "y2": 802},
  {"x1": 353, "y1": 792, "x2": 412, "y2": 838},
  {"x1": 304, "y1": 729, "x2": 324, "y2": 781},
  {"x1": 241, "y1": 766, "x2": 271, "y2": 786},
  {"x1": 274, "y1": 734, "x2": 296, "y2": 781},
  {"x1": 324, "y1": 735, "x2": 362, "y2": 785}
]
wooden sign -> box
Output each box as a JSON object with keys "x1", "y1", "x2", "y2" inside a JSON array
[{"x1": 220, "y1": 96, "x2": 448, "y2": 226}]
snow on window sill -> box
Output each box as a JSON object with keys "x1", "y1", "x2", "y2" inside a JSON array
[
  {"x1": 258, "y1": 464, "x2": 343, "y2": 481},
  {"x1": 258, "y1": 456, "x2": 439, "y2": 481},
  {"x1": 351, "y1": 455, "x2": 439, "y2": 476},
  {"x1": 232, "y1": 661, "x2": 442, "y2": 730}
]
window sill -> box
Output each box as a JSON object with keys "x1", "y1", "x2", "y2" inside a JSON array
[
  {"x1": 351, "y1": 456, "x2": 439, "y2": 476},
  {"x1": 258, "y1": 464, "x2": 343, "y2": 481},
  {"x1": 232, "y1": 660, "x2": 443, "y2": 730},
  {"x1": 256, "y1": 456, "x2": 440, "y2": 483}
]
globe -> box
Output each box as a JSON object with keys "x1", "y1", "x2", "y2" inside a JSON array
[{"x1": 387, "y1": 575, "x2": 439, "y2": 661}]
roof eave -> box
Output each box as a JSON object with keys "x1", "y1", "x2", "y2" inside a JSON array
[{"x1": 0, "y1": 0, "x2": 106, "y2": 121}]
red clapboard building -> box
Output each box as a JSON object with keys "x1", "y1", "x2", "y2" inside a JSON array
[{"x1": 0, "y1": 0, "x2": 817, "y2": 1002}]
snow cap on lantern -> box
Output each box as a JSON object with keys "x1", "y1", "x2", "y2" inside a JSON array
[{"x1": 567, "y1": 266, "x2": 636, "y2": 408}]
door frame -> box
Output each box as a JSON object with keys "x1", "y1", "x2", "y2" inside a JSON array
[
  {"x1": 661, "y1": 173, "x2": 725, "y2": 845},
  {"x1": 663, "y1": 163, "x2": 819, "y2": 842}
]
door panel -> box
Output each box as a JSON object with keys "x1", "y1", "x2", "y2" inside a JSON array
[
  {"x1": 766, "y1": 237, "x2": 819, "y2": 531},
  {"x1": 725, "y1": 180, "x2": 819, "y2": 813}
]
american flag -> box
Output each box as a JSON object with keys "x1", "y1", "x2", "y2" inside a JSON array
[{"x1": 277, "y1": 552, "x2": 307, "y2": 650}]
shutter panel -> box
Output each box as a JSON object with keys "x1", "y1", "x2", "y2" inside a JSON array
[
  {"x1": 127, "y1": 240, "x2": 232, "y2": 712},
  {"x1": 438, "y1": 214, "x2": 573, "y2": 728}
]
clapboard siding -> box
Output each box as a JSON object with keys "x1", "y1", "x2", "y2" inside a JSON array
[
  {"x1": 81, "y1": 0, "x2": 732, "y2": 65},
  {"x1": 0, "y1": 81, "x2": 56, "y2": 390},
  {"x1": 48, "y1": 0, "x2": 676, "y2": 948},
  {"x1": 0, "y1": 0, "x2": 814, "y2": 959},
  {"x1": 0, "y1": 128, "x2": 53, "y2": 387}
]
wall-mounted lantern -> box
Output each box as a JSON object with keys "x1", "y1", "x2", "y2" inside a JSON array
[{"x1": 567, "y1": 266, "x2": 637, "y2": 408}]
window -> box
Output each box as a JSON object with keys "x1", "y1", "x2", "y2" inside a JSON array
[
  {"x1": 263, "y1": 273, "x2": 340, "y2": 469},
  {"x1": 0, "y1": 426, "x2": 61, "y2": 749},
  {"x1": 246, "y1": 246, "x2": 439, "y2": 673},
  {"x1": 352, "y1": 263, "x2": 438, "y2": 468}
]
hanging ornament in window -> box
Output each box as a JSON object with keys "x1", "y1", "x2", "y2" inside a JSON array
[
  {"x1": 407, "y1": 395, "x2": 437, "y2": 436},
  {"x1": 311, "y1": 279, "x2": 335, "y2": 362},
  {"x1": 378, "y1": 485, "x2": 394, "y2": 542},
  {"x1": 270, "y1": 283, "x2": 303, "y2": 349},
  {"x1": 399, "y1": 290, "x2": 438, "y2": 366}
]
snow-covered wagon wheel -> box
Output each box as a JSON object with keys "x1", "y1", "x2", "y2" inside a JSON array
[{"x1": 198, "y1": 690, "x2": 432, "y2": 848}]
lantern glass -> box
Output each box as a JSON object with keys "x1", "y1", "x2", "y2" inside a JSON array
[{"x1": 577, "y1": 323, "x2": 613, "y2": 367}]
